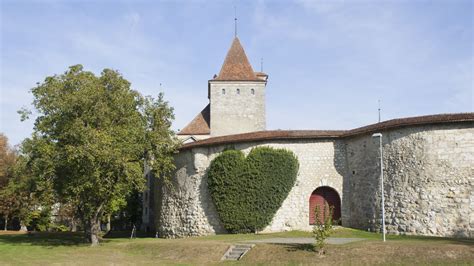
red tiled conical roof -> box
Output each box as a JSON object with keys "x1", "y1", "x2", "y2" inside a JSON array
[{"x1": 214, "y1": 37, "x2": 260, "y2": 81}]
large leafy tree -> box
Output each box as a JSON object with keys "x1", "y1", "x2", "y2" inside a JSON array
[{"x1": 21, "y1": 65, "x2": 178, "y2": 245}]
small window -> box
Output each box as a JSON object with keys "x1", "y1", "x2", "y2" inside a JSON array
[
  {"x1": 222, "y1": 88, "x2": 226, "y2": 95},
  {"x1": 145, "y1": 207, "x2": 148, "y2": 215},
  {"x1": 251, "y1": 88, "x2": 255, "y2": 95},
  {"x1": 236, "y1": 88, "x2": 240, "y2": 95}
]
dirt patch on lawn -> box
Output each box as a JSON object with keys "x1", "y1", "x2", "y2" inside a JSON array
[{"x1": 0, "y1": 231, "x2": 27, "y2": 235}]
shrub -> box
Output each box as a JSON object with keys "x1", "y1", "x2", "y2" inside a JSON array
[{"x1": 312, "y1": 204, "x2": 334, "y2": 255}]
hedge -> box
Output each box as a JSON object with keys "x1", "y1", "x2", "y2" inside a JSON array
[{"x1": 207, "y1": 146, "x2": 299, "y2": 233}]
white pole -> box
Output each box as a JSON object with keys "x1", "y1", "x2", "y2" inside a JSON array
[
  {"x1": 372, "y1": 133, "x2": 386, "y2": 242},
  {"x1": 379, "y1": 135, "x2": 386, "y2": 242}
]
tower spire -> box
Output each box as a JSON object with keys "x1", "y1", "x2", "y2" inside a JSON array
[
  {"x1": 234, "y1": 6, "x2": 237, "y2": 37},
  {"x1": 214, "y1": 38, "x2": 259, "y2": 80}
]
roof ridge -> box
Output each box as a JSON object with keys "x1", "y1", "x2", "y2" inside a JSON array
[{"x1": 345, "y1": 112, "x2": 474, "y2": 137}]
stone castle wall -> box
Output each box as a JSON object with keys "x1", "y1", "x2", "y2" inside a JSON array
[
  {"x1": 209, "y1": 81, "x2": 266, "y2": 136},
  {"x1": 344, "y1": 123, "x2": 473, "y2": 237},
  {"x1": 158, "y1": 139, "x2": 346, "y2": 237},
  {"x1": 156, "y1": 122, "x2": 473, "y2": 238}
]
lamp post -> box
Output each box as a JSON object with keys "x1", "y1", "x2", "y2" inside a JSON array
[{"x1": 372, "y1": 133, "x2": 386, "y2": 242}]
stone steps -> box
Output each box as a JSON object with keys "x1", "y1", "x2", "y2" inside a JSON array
[{"x1": 221, "y1": 244, "x2": 255, "y2": 261}]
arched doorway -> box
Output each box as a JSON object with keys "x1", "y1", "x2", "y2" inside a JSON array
[{"x1": 309, "y1": 186, "x2": 341, "y2": 225}]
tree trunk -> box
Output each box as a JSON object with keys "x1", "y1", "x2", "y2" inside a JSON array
[
  {"x1": 88, "y1": 205, "x2": 104, "y2": 246},
  {"x1": 19, "y1": 221, "x2": 28, "y2": 232},
  {"x1": 82, "y1": 217, "x2": 90, "y2": 242},
  {"x1": 4, "y1": 216, "x2": 7, "y2": 231},
  {"x1": 89, "y1": 217, "x2": 100, "y2": 246},
  {"x1": 105, "y1": 214, "x2": 111, "y2": 234},
  {"x1": 71, "y1": 219, "x2": 77, "y2": 232}
]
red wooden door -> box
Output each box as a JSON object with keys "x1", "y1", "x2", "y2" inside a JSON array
[{"x1": 309, "y1": 187, "x2": 341, "y2": 225}]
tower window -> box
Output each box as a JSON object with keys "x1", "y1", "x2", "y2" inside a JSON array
[
  {"x1": 222, "y1": 88, "x2": 226, "y2": 95},
  {"x1": 236, "y1": 88, "x2": 240, "y2": 95},
  {"x1": 251, "y1": 88, "x2": 255, "y2": 95}
]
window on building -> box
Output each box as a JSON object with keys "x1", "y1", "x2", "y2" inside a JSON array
[
  {"x1": 145, "y1": 207, "x2": 148, "y2": 215},
  {"x1": 251, "y1": 88, "x2": 255, "y2": 95},
  {"x1": 222, "y1": 88, "x2": 226, "y2": 95},
  {"x1": 237, "y1": 88, "x2": 240, "y2": 95}
]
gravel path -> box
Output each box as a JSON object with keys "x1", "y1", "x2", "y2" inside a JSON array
[{"x1": 244, "y1": 237, "x2": 364, "y2": 245}]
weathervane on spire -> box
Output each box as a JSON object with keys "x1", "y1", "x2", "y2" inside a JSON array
[
  {"x1": 378, "y1": 99, "x2": 381, "y2": 123},
  {"x1": 234, "y1": 6, "x2": 238, "y2": 37}
]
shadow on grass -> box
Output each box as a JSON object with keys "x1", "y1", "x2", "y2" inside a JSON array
[
  {"x1": 0, "y1": 230, "x2": 156, "y2": 248},
  {"x1": 271, "y1": 243, "x2": 316, "y2": 252},
  {"x1": 103, "y1": 230, "x2": 151, "y2": 239},
  {"x1": 0, "y1": 232, "x2": 114, "y2": 247}
]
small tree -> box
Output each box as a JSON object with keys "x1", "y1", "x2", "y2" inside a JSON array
[
  {"x1": 0, "y1": 185, "x2": 17, "y2": 231},
  {"x1": 0, "y1": 134, "x2": 55, "y2": 232},
  {"x1": 15, "y1": 138, "x2": 57, "y2": 232},
  {"x1": 0, "y1": 133, "x2": 18, "y2": 230},
  {"x1": 0, "y1": 134, "x2": 16, "y2": 187},
  {"x1": 312, "y1": 203, "x2": 334, "y2": 255}
]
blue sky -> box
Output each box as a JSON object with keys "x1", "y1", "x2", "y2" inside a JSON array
[{"x1": 1, "y1": 0, "x2": 473, "y2": 145}]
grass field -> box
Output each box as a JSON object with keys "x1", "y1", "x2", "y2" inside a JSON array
[{"x1": 0, "y1": 228, "x2": 472, "y2": 265}]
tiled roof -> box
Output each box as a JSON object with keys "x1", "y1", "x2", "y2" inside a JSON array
[
  {"x1": 177, "y1": 104, "x2": 210, "y2": 135},
  {"x1": 181, "y1": 130, "x2": 346, "y2": 150},
  {"x1": 255, "y1": 71, "x2": 268, "y2": 81},
  {"x1": 180, "y1": 113, "x2": 474, "y2": 149},
  {"x1": 213, "y1": 37, "x2": 262, "y2": 81},
  {"x1": 345, "y1": 113, "x2": 474, "y2": 137}
]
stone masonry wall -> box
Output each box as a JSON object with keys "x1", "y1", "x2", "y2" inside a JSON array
[
  {"x1": 157, "y1": 122, "x2": 473, "y2": 238},
  {"x1": 158, "y1": 149, "x2": 226, "y2": 237},
  {"x1": 209, "y1": 81, "x2": 266, "y2": 136},
  {"x1": 158, "y1": 139, "x2": 346, "y2": 237},
  {"x1": 344, "y1": 123, "x2": 473, "y2": 237}
]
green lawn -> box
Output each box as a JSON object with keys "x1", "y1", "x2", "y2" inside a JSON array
[{"x1": 0, "y1": 228, "x2": 472, "y2": 265}]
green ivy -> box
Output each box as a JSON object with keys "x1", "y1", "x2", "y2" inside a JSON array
[{"x1": 208, "y1": 147, "x2": 299, "y2": 233}]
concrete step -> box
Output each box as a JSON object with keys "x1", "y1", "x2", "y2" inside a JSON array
[
  {"x1": 235, "y1": 244, "x2": 253, "y2": 247},
  {"x1": 233, "y1": 246, "x2": 251, "y2": 250},
  {"x1": 231, "y1": 248, "x2": 248, "y2": 252},
  {"x1": 221, "y1": 244, "x2": 255, "y2": 261}
]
